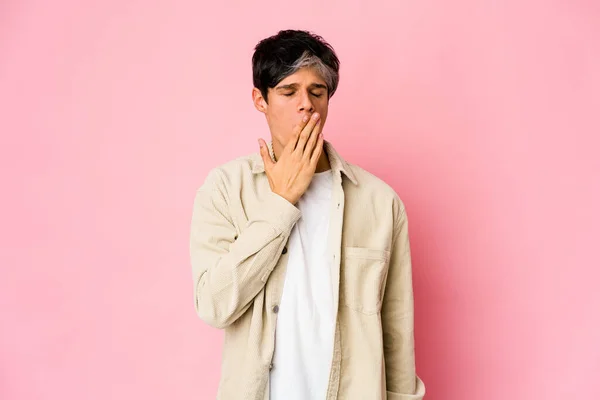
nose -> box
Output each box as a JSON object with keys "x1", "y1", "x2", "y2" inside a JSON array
[{"x1": 297, "y1": 90, "x2": 315, "y2": 114}]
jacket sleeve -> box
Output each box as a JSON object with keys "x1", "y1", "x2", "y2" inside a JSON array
[
  {"x1": 382, "y1": 205, "x2": 426, "y2": 399},
  {"x1": 189, "y1": 168, "x2": 301, "y2": 329}
]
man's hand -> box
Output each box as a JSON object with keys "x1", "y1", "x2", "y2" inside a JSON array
[{"x1": 258, "y1": 112, "x2": 324, "y2": 205}]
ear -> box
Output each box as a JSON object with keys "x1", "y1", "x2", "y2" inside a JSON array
[{"x1": 252, "y1": 87, "x2": 267, "y2": 113}]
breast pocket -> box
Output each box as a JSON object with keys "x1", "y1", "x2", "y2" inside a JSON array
[{"x1": 341, "y1": 246, "x2": 390, "y2": 315}]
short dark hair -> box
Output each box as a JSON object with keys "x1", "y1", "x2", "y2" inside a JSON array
[{"x1": 252, "y1": 30, "x2": 340, "y2": 103}]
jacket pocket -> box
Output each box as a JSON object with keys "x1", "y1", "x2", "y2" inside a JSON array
[{"x1": 341, "y1": 246, "x2": 390, "y2": 315}]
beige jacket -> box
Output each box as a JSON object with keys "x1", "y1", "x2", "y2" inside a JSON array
[{"x1": 190, "y1": 140, "x2": 425, "y2": 400}]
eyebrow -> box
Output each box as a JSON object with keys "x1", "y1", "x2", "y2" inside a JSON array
[{"x1": 276, "y1": 83, "x2": 328, "y2": 91}]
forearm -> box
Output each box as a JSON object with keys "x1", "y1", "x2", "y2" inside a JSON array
[
  {"x1": 191, "y1": 177, "x2": 301, "y2": 329},
  {"x1": 382, "y1": 207, "x2": 425, "y2": 399}
]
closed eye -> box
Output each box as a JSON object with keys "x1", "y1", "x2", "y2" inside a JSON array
[{"x1": 282, "y1": 92, "x2": 325, "y2": 98}]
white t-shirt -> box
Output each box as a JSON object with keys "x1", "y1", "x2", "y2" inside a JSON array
[{"x1": 269, "y1": 170, "x2": 336, "y2": 399}]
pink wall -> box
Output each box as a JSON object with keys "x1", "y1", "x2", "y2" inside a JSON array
[{"x1": 1, "y1": 1, "x2": 599, "y2": 399}]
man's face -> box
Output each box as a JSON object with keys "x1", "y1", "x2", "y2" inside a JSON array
[{"x1": 253, "y1": 67, "x2": 329, "y2": 149}]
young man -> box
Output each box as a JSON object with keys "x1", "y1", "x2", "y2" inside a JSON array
[{"x1": 190, "y1": 30, "x2": 425, "y2": 400}]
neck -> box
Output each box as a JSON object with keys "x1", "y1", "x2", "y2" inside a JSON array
[{"x1": 315, "y1": 151, "x2": 331, "y2": 173}]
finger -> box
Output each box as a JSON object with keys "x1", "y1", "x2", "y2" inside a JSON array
[
  {"x1": 309, "y1": 133, "x2": 324, "y2": 167},
  {"x1": 295, "y1": 112, "x2": 320, "y2": 154},
  {"x1": 258, "y1": 139, "x2": 275, "y2": 170},
  {"x1": 303, "y1": 119, "x2": 321, "y2": 161},
  {"x1": 285, "y1": 114, "x2": 310, "y2": 153}
]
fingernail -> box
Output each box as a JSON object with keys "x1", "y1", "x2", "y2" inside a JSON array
[
  {"x1": 303, "y1": 115, "x2": 309, "y2": 122},
  {"x1": 258, "y1": 139, "x2": 263, "y2": 148},
  {"x1": 312, "y1": 113, "x2": 320, "y2": 120}
]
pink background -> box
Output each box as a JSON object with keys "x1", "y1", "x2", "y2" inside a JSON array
[{"x1": 1, "y1": 1, "x2": 599, "y2": 399}]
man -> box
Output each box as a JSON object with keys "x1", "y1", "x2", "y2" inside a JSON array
[{"x1": 190, "y1": 29, "x2": 425, "y2": 400}]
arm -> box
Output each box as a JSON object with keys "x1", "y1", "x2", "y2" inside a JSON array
[
  {"x1": 382, "y1": 206, "x2": 426, "y2": 399},
  {"x1": 189, "y1": 168, "x2": 301, "y2": 329}
]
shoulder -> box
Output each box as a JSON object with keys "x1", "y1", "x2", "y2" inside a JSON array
[
  {"x1": 198, "y1": 151, "x2": 259, "y2": 191},
  {"x1": 345, "y1": 161, "x2": 408, "y2": 223}
]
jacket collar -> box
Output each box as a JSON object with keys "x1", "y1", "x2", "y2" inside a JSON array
[{"x1": 250, "y1": 139, "x2": 358, "y2": 185}]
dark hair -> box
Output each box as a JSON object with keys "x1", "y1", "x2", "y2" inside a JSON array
[{"x1": 252, "y1": 30, "x2": 340, "y2": 103}]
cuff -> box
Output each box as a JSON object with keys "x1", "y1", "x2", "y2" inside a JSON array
[
  {"x1": 260, "y1": 191, "x2": 302, "y2": 233},
  {"x1": 386, "y1": 376, "x2": 426, "y2": 400}
]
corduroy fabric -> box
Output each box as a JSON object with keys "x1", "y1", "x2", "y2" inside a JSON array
[{"x1": 190, "y1": 140, "x2": 425, "y2": 400}]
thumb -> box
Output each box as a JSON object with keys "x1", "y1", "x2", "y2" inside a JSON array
[{"x1": 258, "y1": 139, "x2": 275, "y2": 170}]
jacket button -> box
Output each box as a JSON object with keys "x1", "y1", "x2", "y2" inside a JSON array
[
  {"x1": 272, "y1": 305, "x2": 279, "y2": 313},
  {"x1": 282, "y1": 247, "x2": 287, "y2": 254}
]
